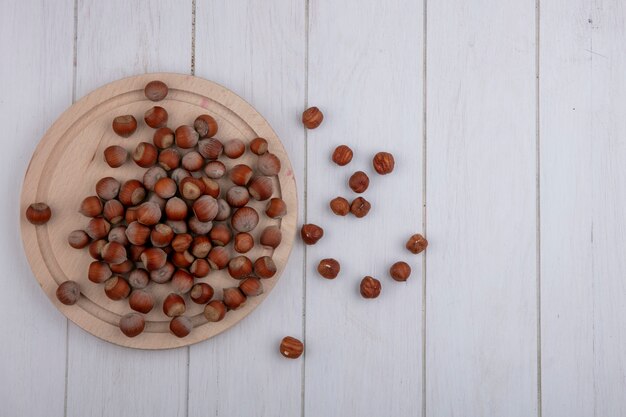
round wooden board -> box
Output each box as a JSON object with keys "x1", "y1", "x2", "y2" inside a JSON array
[{"x1": 20, "y1": 73, "x2": 297, "y2": 349}]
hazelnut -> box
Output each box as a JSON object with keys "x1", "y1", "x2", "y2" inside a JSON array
[
  {"x1": 300, "y1": 224, "x2": 324, "y2": 245},
  {"x1": 190, "y1": 283, "x2": 214, "y2": 304},
  {"x1": 248, "y1": 176, "x2": 273, "y2": 201},
  {"x1": 348, "y1": 171, "x2": 369, "y2": 193},
  {"x1": 317, "y1": 258, "x2": 340, "y2": 279},
  {"x1": 125, "y1": 221, "x2": 151, "y2": 245},
  {"x1": 329, "y1": 197, "x2": 350, "y2": 216},
  {"x1": 88, "y1": 261, "x2": 112, "y2": 283},
  {"x1": 209, "y1": 223, "x2": 232, "y2": 246},
  {"x1": 215, "y1": 199, "x2": 231, "y2": 221},
  {"x1": 119, "y1": 180, "x2": 146, "y2": 206},
  {"x1": 171, "y1": 233, "x2": 193, "y2": 252},
  {"x1": 171, "y1": 250, "x2": 194, "y2": 269},
  {"x1": 85, "y1": 217, "x2": 111, "y2": 239},
  {"x1": 25, "y1": 203, "x2": 52, "y2": 225},
  {"x1": 167, "y1": 220, "x2": 188, "y2": 234},
  {"x1": 150, "y1": 223, "x2": 174, "y2": 247},
  {"x1": 103, "y1": 145, "x2": 127, "y2": 168},
  {"x1": 128, "y1": 290, "x2": 155, "y2": 313},
  {"x1": 136, "y1": 201, "x2": 162, "y2": 226},
  {"x1": 200, "y1": 177, "x2": 220, "y2": 198},
  {"x1": 104, "y1": 276, "x2": 131, "y2": 300},
  {"x1": 153, "y1": 177, "x2": 177, "y2": 199},
  {"x1": 260, "y1": 226, "x2": 282, "y2": 249},
  {"x1": 204, "y1": 161, "x2": 226, "y2": 179},
  {"x1": 172, "y1": 270, "x2": 194, "y2": 294},
  {"x1": 350, "y1": 197, "x2": 371, "y2": 218},
  {"x1": 125, "y1": 206, "x2": 139, "y2": 224},
  {"x1": 197, "y1": 138, "x2": 223, "y2": 160},
  {"x1": 144, "y1": 80, "x2": 168, "y2": 101},
  {"x1": 203, "y1": 300, "x2": 226, "y2": 322},
  {"x1": 56, "y1": 280, "x2": 80, "y2": 305},
  {"x1": 390, "y1": 261, "x2": 411, "y2": 281},
  {"x1": 170, "y1": 316, "x2": 193, "y2": 338},
  {"x1": 101, "y1": 241, "x2": 127, "y2": 264},
  {"x1": 226, "y1": 186, "x2": 250, "y2": 208},
  {"x1": 108, "y1": 226, "x2": 129, "y2": 245},
  {"x1": 191, "y1": 235, "x2": 212, "y2": 258},
  {"x1": 280, "y1": 336, "x2": 304, "y2": 359},
  {"x1": 158, "y1": 148, "x2": 181, "y2": 171},
  {"x1": 302, "y1": 106, "x2": 323, "y2": 129},
  {"x1": 153, "y1": 127, "x2": 174, "y2": 149},
  {"x1": 180, "y1": 177, "x2": 205, "y2": 200},
  {"x1": 373, "y1": 152, "x2": 395, "y2": 175},
  {"x1": 95, "y1": 177, "x2": 120, "y2": 200},
  {"x1": 79, "y1": 196, "x2": 103, "y2": 217},
  {"x1": 190, "y1": 258, "x2": 211, "y2": 278},
  {"x1": 332, "y1": 145, "x2": 353, "y2": 166},
  {"x1": 144, "y1": 106, "x2": 168, "y2": 128},
  {"x1": 257, "y1": 152, "x2": 281, "y2": 176},
  {"x1": 163, "y1": 293, "x2": 186, "y2": 317},
  {"x1": 254, "y1": 256, "x2": 277, "y2": 279},
  {"x1": 165, "y1": 197, "x2": 188, "y2": 221},
  {"x1": 234, "y1": 232, "x2": 254, "y2": 253},
  {"x1": 223, "y1": 287, "x2": 246, "y2": 310},
  {"x1": 112, "y1": 115, "x2": 137, "y2": 137},
  {"x1": 119, "y1": 313, "x2": 145, "y2": 338},
  {"x1": 265, "y1": 198, "x2": 287, "y2": 219},
  {"x1": 147, "y1": 193, "x2": 167, "y2": 212},
  {"x1": 207, "y1": 246, "x2": 230, "y2": 270},
  {"x1": 150, "y1": 262, "x2": 175, "y2": 284},
  {"x1": 231, "y1": 207, "x2": 259, "y2": 233},
  {"x1": 182, "y1": 151, "x2": 204, "y2": 172},
  {"x1": 406, "y1": 234, "x2": 428, "y2": 254},
  {"x1": 229, "y1": 164, "x2": 253, "y2": 186},
  {"x1": 132, "y1": 142, "x2": 158, "y2": 168},
  {"x1": 193, "y1": 195, "x2": 219, "y2": 222},
  {"x1": 239, "y1": 277, "x2": 263, "y2": 297},
  {"x1": 140, "y1": 247, "x2": 167, "y2": 271},
  {"x1": 103, "y1": 200, "x2": 125, "y2": 224},
  {"x1": 68, "y1": 230, "x2": 90, "y2": 249},
  {"x1": 194, "y1": 114, "x2": 218, "y2": 138},
  {"x1": 223, "y1": 139, "x2": 245, "y2": 159},
  {"x1": 249, "y1": 137, "x2": 268, "y2": 155},
  {"x1": 110, "y1": 260, "x2": 134, "y2": 275},
  {"x1": 188, "y1": 216, "x2": 213, "y2": 235},
  {"x1": 175, "y1": 125, "x2": 200, "y2": 149},
  {"x1": 88, "y1": 239, "x2": 106, "y2": 259},
  {"x1": 360, "y1": 276, "x2": 381, "y2": 299},
  {"x1": 129, "y1": 245, "x2": 146, "y2": 262},
  {"x1": 143, "y1": 166, "x2": 168, "y2": 192},
  {"x1": 228, "y1": 256, "x2": 253, "y2": 279},
  {"x1": 128, "y1": 268, "x2": 150, "y2": 289}
]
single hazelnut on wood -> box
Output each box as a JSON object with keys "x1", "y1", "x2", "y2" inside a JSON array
[
  {"x1": 234, "y1": 232, "x2": 254, "y2": 253},
  {"x1": 254, "y1": 256, "x2": 277, "y2": 279},
  {"x1": 101, "y1": 241, "x2": 127, "y2": 264},
  {"x1": 128, "y1": 290, "x2": 155, "y2": 314},
  {"x1": 265, "y1": 198, "x2": 287, "y2": 219},
  {"x1": 190, "y1": 258, "x2": 211, "y2": 278},
  {"x1": 112, "y1": 115, "x2": 137, "y2": 137},
  {"x1": 144, "y1": 106, "x2": 168, "y2": 128},
  {"x1": 257, "y1": 152, "x2": 281, "y2": 176},
  {"x1": 96, "y1": 177, "x2": 120, "y2": 200},
  {"x1": 197, "y1": 138, "x2": 223, "y2": 160},
  {"x1": 128, "y1": 268, "x2": 150, "y2": 289},
  {"x1": 203, "y1": 300, "x2": 226, "y2": 322},
  {"x1": 204, "y1": 161, "x2": 226, "y2": 179},
  {"x1": 317, "y1": 258, "x2": 340, "y2": 279},
  {"x1": 373, "y1": 152, "x2": 395, "y2": 175},
  {"x1": 104, "y1": 276, "x2": 131, "y2": 300},
  {"x1": 182, "y1": 151, "x2": 204, "y2": 172},
  {"x1": 110, "y1": 260, "x2": 134, "y2": 275},
  {"x1": 132, "y1": 142, "x2": 158, "y2": 168},
  {"x1": 209, "y1": 223, "x2": 232, "y2": 246},
  {"x1": 332, "y1": 145, "x2": 353, "y2": 166},
  {"x1": 248, "y1": 176, "x2": 273, "y2": 201},
  {"x1": 190, "y1": 283, "x2": 214, "y2": 304},
  {"x1": 390, "y1": 261, "x2": 411, "y2": 281},
  {"x1": 104, "y1": 145, "x2": 127, "y2": 168},
  {"x1": 85, "y1": 217, "x2": 111, "y2": 239},
  {"x1": 163, "y1": 293, "x2": 186, "y2": 317},
  {"x1": 119, "y1": 180, "x2": 146, "y2": 206},
  {"x1": 226, "y1": 186, "x2": 250, "y2": 208},
  {"x1": 170, "y1": 316, "x2": 193, "y2": 338},
  {"x1": 280, "y1": 336, "x2": 304, "y2": 359},
  {"x1": 153, "y1": 127, "x2": 174, "y2": 149},
  {"x1": 144, "y1": 80, "x2": 168, "y2": 101},
  {"x1": 348, "y1": 171, "x2": 369, "y2": 193},
  {"x1": 329, "y1": 197, "x2": 350, "y2": 216},
  {"x1": 88, "y1": 261, "x2": 112, "y2": 283},
  {"x1": 239, "y1": 277, "x2": 263, "y2": 297},
  {"x1": 302, "y1": 106, "x2": 323, "y2": 129},
  {"x1": 223, "y1": 287, "x2": 246, "y2": 310},
  {"x1": 79, "y1": 196, "x2": 103, "y2": 217},
  {"x1": 119, "y1": 313, "x2": 145, "y2": 338},
  {"x1": 207, "y1": 246, "x2": 230, "y2": 270},
  {"x1": 260, "y1": 226, "x2": 282, "y2": 249},
  {"x1": 175, "y1": 125, "x2": 200, "y2": 149},
  {"x1": 231, "y1": 207, "x2": 259, "y2": 233},
  {"x1": 68, "y1": 230, "x2": 90, "y2": 249},
  {"x1": 172, "y1": 269, "x2": 194, "y2": 294},
  {"x1": 26, "y1": 203, "x2": 52, "y2": 225},
  {"x1": 300, "y1": 224, "x2": 323, "y2": 245},
  {"x1": 228, "y1": 256, "x2": 253, "y2": 279},
  {"x1": 140, "y1": 247, "x2": 167, "y2": 271},
  {"x1": 150, "y1": 262, "x2": 175, "y2": 284},
  {"x1": 229, "y1": 164, "x2": 253, "y2": 186},
  {"x1": 223, "y1": 139, "x2": 245, "y2": 159},
  {"x1": 360, "y1": 276, "x2": 381, "y2": 299},
  {"x1": 125, "y1": 221, "x2": 151, "y2": 246},
  {"x1": 406, "y1": 234, "x2": 428, "y2": 254},
  {"x1": 249, "y1": 137, "x2": 268, "y2": 155},
  {"x1": 103, "y1": 200, "x2": 125, "y2": 224},
  {"x1": 350, "y1": 197, "x2": 371, "y2": 218},
  {"x1": 194, "y1": 114, "x2": 218, "y2": 138},
  {"x1": 56, "y1": 280, "x2": 80, "y2": 305}
]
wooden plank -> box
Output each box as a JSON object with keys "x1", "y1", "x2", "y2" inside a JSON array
[
  {"x1": 66, "y1": 1, "x2": 191, "y2": 416},
  {"x1": 0, "y1": 1, "x2": 73, "y2": 416},
  {"x1": 188, "y1": 2, "x2": 306, "y2": 416},
  {"x1": 541, "y1": 2, "x2": 626, "y2": 415},
  {"x1": 425, "y1": 1, "x2": 537, "y2": 416},
  {"x1": 305, "y1": 1, "x2": 424, "y2": 416}
]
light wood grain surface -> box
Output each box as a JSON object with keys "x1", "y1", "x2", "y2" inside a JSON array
[{"x1": 3, "y1": 1, "x2": 626, "y2": 416}]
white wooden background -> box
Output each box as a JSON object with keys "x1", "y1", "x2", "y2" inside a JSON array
[{"x1": 2, "y1": 0, "x2": 625, "y2": 416}]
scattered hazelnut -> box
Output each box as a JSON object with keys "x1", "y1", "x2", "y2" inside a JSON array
[
  {"x1": 150, "y1": 223, "x2": 174, "y2": 247},
  {"x1": 197, "y1": 138, "x2": 223, "y2": 160},
  {"x1": 249, "y1": 137, "x2": 268, "y2": 155},
  {"x1": 265, "y1": 198, "x2": 287, "y2": 219},
  {"x1": 144, "y1": 80, "x2": 168, "y2": 101},
  {"x1": 56, "y1": 280, "x2": 80, "y2": 305},
  {"x1": 193, "y1": 195, "x2": 219, "y2": 222},
  {"x1": 348, "y1": 171, "x2": 369, "y2": 193},
  {"x1": 229, "y1": 164, "x2": 253, "y2": 186},
  {"x1": 239, "y1": 277, "x2": 263, "y2": 297},
  {"x1": 207, "y1": 246, "x2": 230, "y2": 270},
  {"x1": 194, "y1": 114, "x2": 218, "y2": 138},
  {"x1": 204, "y1": 300, "x2": 226, "y2": 322},
  {"x1": 95, "y1": 177, "x2": 120, "y2": 200},
  {"x1": 85, "y1": 217, "x2": 111, "y2": 239},
  {"x1": 165, "y1": 197, "x2": 188, "y2": 220},
  {"x1": 223, "y1": 139, "x2": 245, "y2": 159},
  {"x1": 234, "y1": 232, "x2": 254, "y2": 253},
  {"x1": 128, "y1": 290, "x2": 155, "y2": 313},
  {"x1": 188, "y1": 216, "x2": 213, "y2": 235},
  {"x1": 88, "y1": 261, "x2": 112, "y2": 283},
  {"x1": 248, "y1": 176, "x2": 273, "y2": 201},
  {"x1": 158, "y1": 147, "x2": 182, "y2": 171},
  {"x1": 108, "y1": 226, "x2": 129, "y2": 245},
  {"x1": 103, "y1": 200, "x2": 125, "y2": 224},
  {"x1": 150, "y1": 262, "x2": 175, "y2": 284},
  {"x1": 190, "y1": 258, "x2": 211, "y2": 278},
  {"x1": 209, "y1": 223, "x2": 232, "y2": 246},
  {"x1": 136, "y1": 201, "x2": 162, "y2": 226},
  {"x1": 167, "y1": 219, "x2": 188, "y2": 234},
  {"x1": 140, "y1": 247, "x2": 167, "y2": 271},
  {"x1": 78, "y1": 196, "x2": 103, "y2": 217},
  {"x1": 175, "y1": 125, "x2": 200, "y2": 149},
  {"x1": 406, "y1": 233, "x2": 428, "y2": 254},
  {"x1": 300, "y1": 224, "x2": 323, "y2": 245},
  {"x1": 171, "y1": 269, "x2": 194, "y2": 294},
  {"x1": 204, "y1": 161, "x2": 226, "y2": 179},
  {"x1": 215, "y1": 199, "x2": 231, "y2": 221},
  {"x1": 360, "y1": 276, "x2": 381, "y2": 299},
  {"x1": 254, "y1": 256, "x2": 277, "y2": 279},
  {"x1": 144, "y1": 106, "x2": 168, "y2": 128},
  {"x1": 68, "y1": 230, "x2": 90, "y2": 249},
  {"x1": 154, "y1": 177, "x2": 177, "y2": 199},
  {"x1": 223, "y1": 287, "x2": 246, "y2": 310},
  {"x1": 226, "y1": 186, "x2": 250, "y2": 208},
  {"x1": 317, "y1": 259, "x2": 340, "y2": 279},
  {"x1": 118, "y1": 180, "x2": 146, "y2": 206},
  {"x1": 180, "y1": 177, "x2": 205, "y2": 200},
  {"x1": 101, "y1": 241, "x2": 127, "y2": 264},
  {"x1": 153, "y1": 127, "x2": 174, "y2": 149},
  {"x1": 280, "y1": 336, "x2": 304, "y2": 359},
  {"x1": 257, "y1": 152, "x2": 281, "y2": 176},
  {"x1": 390, "y1": 261, "x2": 411, "y2": 281},
  {"x1": 119, "y1": 313, "x2": 145, "y2": 337},
  {"x1": 104, "y1": 276, "x2": 131, "y2": 300},
  {"x1": 329, "y1": 197, "x2": 350, "y2": 216},
  {"x1": 132, "y1": 142, "x2": 158, "y2": 168},
  {"x1": 200, "y1": 177, "x2": 220, "y2": 198},
  {"x1": 332, "y1": 145, "x2": 353, "y2": 166},
  {"x1": 302, "y1": 106, "x2": 323, "y2": 129},
  {"x1": 163, "y1": 293, "x2": 186, "y2": 317},
  {"x1": 125, "y1": 221, "x2": 151, "y2": 246},
  {"x1": 88, "y1": 239, "x2": 106, "y2": 260},
  {"x1": 191, "y1": 235, "x2": 212, "y2": 257},
  {"x1": 128, "y1": 268, "x2": 150, "y2": 289},
  {"x1": 260, "y1": 226, "x2": 282, "y2": 249},
  {"x1": 170, "y1": 316, "x2": 193, "y2": 338},
  {"x1": 103, "y1": 145, "x2": 127, "y2": 168},
  {"x1": 231, "y1": 207, "x2": 259, "y2": 233},
  {"x1": 373, "y1": 152, "x2": 395, "y2": 175},
  {"x1": 171, "y1": 233, "x2": 193, "y2": 252},
  {"x1": 350, "y1": 197, "x2": 371, "y2": 218},
  {"x1": 190, "y1": 283, "x2": 214, "y2": 304},
  {"x1": 110, "y1": 260, "x2": 134, "y2": 275},
  {"x1": 182, "y1": 151, "x2": 204, "y2": 172},
  {"x1": 112, "y1": 115, "x2": 137, "y2": 137},
  {"x1": 228, "y1": 256, "x2": 253, "y2": 279},
  {"x1": 129, "y1": 246, "x2": 146, "y2": 263},
  {"x1": 171, "y1": 250, "x2": 194, "y2": 269}
]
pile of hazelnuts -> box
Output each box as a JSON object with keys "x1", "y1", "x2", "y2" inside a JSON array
[
  {"x1": 26, "y1": 80, "x2": 287, "y2": 340},
  {"x1": 300, "y1": 106, "x2": 428, "y2": 301}
]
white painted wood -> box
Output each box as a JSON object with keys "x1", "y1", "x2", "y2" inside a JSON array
[
  {"x1": 541, "y1": 2, "x2": 626, "y2": 416},
  {"x1": 305, "y1": 1, "x2": 424, "y2": 416},
  {"x1": 66, "y1": 1, "x2": 191, "y2": 416},
  {"x1": 425, "y1": 1, "x2": 538, "y2": 416},
  {"x1": 189, "y1": 2, "x2": 306, "y2": 416},
  {"x1": 0, "y1": 1, "x2": 73, "y2": 416}
]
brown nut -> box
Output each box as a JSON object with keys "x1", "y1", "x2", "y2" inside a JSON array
[
  {"x1": 302, "y1": 106, "x2": 323, "y2": 129},
  {"x1": 143, "y1": 166, "x2": 168, "y2": 191},
  {"x1": 350, "y1": 197, "x2": 371, "y2": 218},
  {"x1": 104, "y1": 145, "x2": 128, "y2": 168},
  {"x1": 101, "y1": 241, "x2": 127, "y2": 264},
  {"x1": 163, "y1": 293, "x2": 186, "y2": 317},
  {"x1": 108, "y1": 226, "x2": 129, "y2": 245},
  {"x1": 110, "y1": 260, "x2": 134, "y2": 275},
  {"x1": 170, "y1": 316, "x2": 193, "y2": 338},
  {"x1": 88, "y1": 239, "x2": 106, "y2": 260},
  {"x1": 125, "y1": 206, "x2": 139, "y2": 224},
  {"x1": 209, "y1": 223, "x2": 232, "y2": 246},
  {"x1": 56, "y1": 280, "x2": 80, "y2": 305},
  {"x1": 248, "y1": 176, "x2": 273, "y2": 201},
  {"x1": 194, "y1": 114, "x2": 218, "y2": 138},
  {"x1": 96, "y1": 177, "x2": 121, "y2": 200},
  {"x1": 88, "y1": 261, "x2": 112, "y2": 283},
  {"x1": 25, "y1": 203, "x2": 52, "y2": 225},
  {"x1": 223, "y1": 287, "x2": 246, "y2": 310},
  {"x1": 190, "y1": 258, "x2": 211, "y2": 278},
  {"x1": 171, "y1": 233, "x2": 193, "y2": 252},
  {"x1": 140, "y1": 247, "x2": 167, "y2": 271},
  {"x1": 229, "y1": 164, "x2": 253, "y2": 186},
  {"x1": 300, "y1": 224, "x2": 324, "y2": 245},
  {"x1": 85, "y1": 217, "x2": 111, "y2": 240},
  {"x1": 390, "y1": 261, "x2": 411, "y2": 281},
  {"x1": 172, "y1": 269, "x2": 194, "y2": 294},
  {"x1": 144, "y1": 80, "x2": 168, "y2": 101},
  {"x1": 144, "y1": 106, "x2": 168, "y2": 128},
  {"x1": 197, "y1": 138, "x2": 223, "y2": 160},
  {"x1": 280, "y1": 336, "x2": 304, "y2": 359},
  {"x1": 373, "y1": 152, "x2": 395, "y2": 175},
  {"x1": 136, "y1": 201, "x2": 162, "y2": 226},
  {"x1": 191, "y1": 235, "x2": 212, "y2": 258},
  {"x1": 348, "y1": 171, "x2": 369, "y2": 193},
  {"x1": 207, "y1": 246, "x2": 230, "y2": 270},
  {"x1": 234, "y1": 232, "x2": 254, "y2": 253},
  {"x1": 228, "y1": 256, "x2": 253, "y2": 279},
  {"x1": 317, "y1": 258, "x2": 340, "y2": 279},
  {"x1": 112, "y1": 115, "x2": 137, "y2": 137},
  {"x1": 200, "y1": 177, "x2": 220, "y2": 199},
  {"x1": 175, "y1": 125, "x2": 199, "y2": 149},
  {"x1": 254, "y1": 256, "x2": 277, "y2": 279},
  {"x1": 215, "y1": 199, "x2": 231, "y2": 221},
  {"x1": 165, "y1": 197, "x2": 188, "y2": 221},
  {"x1": 68, "y1": 230, "x2": 90, "y2": 249},
  {"x1": 193, "y1": 195, "x2": 219, "y2": 222},
  {"x1": 265, "y1": 198, "x2": 287, "y2": 219},
  {"x1": 150, "y1": 223, "x2": 174, "y2": 247},
  {"x1": 104, "y1": 276, "x2": 131, "y2": 300},
  {"x1": 226, "y1": 186, "x2": 250, "y2": 208},
  {"x1": 132, "y1": 142, "x2": 158, "y2": 168},
  {"x1": 103, "y1": 200, "x2": 125, "y2": 224},
  {"x1": 406, "y1": 234, "x2": 428, "y2": 254},
  {"x1": 128, "y1": 290, "x2": 155, "y2": 314},
  {"x1": 329, "y1": 197, "x2": 350, "y2": 216},
  {"x1": 119, "y1": 313, "x2": 145, "y2": 337},
  {"x1": 204, "y1": 161, "x2": 226, "y2": 179},
  {"x1": 360, "y1": 276, "x2": 381, "y2": 299},
  {"x1": 223, "y1": 139, "x2": 245, "y2": 159},
  {"x1": 239, "y1": 277, "x2": 263, "y2": 297},
  {"x1": 150, "y1": 262, "x2": 175, "y2": 284},
  {"x1": 203, "y1": 300, "x2": 226, "y2": 322},
  {"x1": 167, "y1": 219, "x2": 188, "y2": 234},
  {"x1": 119, "y1": 180, "x2": 146, "y2": 206},
  {"x1": 153, "y1": 177, "x2": 177, "y2": 199},
  {"x1": 190, "y1": 283, "x2": 214, "y2": 304},
  {"x1": 182, "y1": 151, "x2": 204, "y2": 172},
  {"x1": 79, "y1": 196, "x2": 103, "y2": 217},
  {"x1": 249, "y1": 137, "x2": 268, "y2": 155},
  {"x1": 180, "y1": 177, "x2": 205, "y2": 200},
  {"x1": 260, "y1": 226, "x2": 282, "y2": 249},
  {"x1": 125, "y1": 221, "x2": 151, "y2": 246},
  {"x1": 188, "y1": 216, "x2": 213, "y2": 235},
  {"x1": 257, "y1": 152, "x2": 281, "y2": 176},
  {"x1": 231, "y1": 207, "x2": 259, "y2": 233},
  {"x1": 171, "y1": 250, "x2": 194, "y2": 269},
  {"x1": 332, "y1": 145, "x2": 353, "y2": 166},
  {"x1": 128, "y1": 268, "x2": 150, "y2": 289},
  {"x1": 153, "y1": 127, "x2": 174, "y2": 149}
]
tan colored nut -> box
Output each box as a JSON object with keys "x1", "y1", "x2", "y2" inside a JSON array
[
  {"x1": 280, "y1": 336, "x2": 304, "y2": 359},
  {"x1": 350, "y1": 197, "x2": 371, "y2": 218},
  {"x1": 360, "y1": 276, "x2": 381, "y2": 299},
  {"x1": 373, "y1": 152, "x2": 395, "y2": 175},
  {"x1": 119, "y1": 313, "x2": 145, "y2": 337},
  {"x1": 104, "y1": 145, "x2": 128, "y2": 168},
  {"x1": 332, "y1": 145, "x2": 353, "y2": 166},
  {"x1": 26, "y1": 203, "x2": 52, "y2": 225},
  {"x1": 390, "y1": 261, "x2": 411, "y2": 281},
  {"x1": 56, "y1": 280, "x2": 80, "y2": 305},
  {"x1": 406, "y1": 234, "x2": 428, "y2": 254},
  {"x1": 348, "y1": 171, "x2": 369, "y2": 193},
  {"x1": 317, "y1": 258, "x2": 340, "y2": 279},
  {"x1": 194, "y1": 114, "x2": 218, "y2": 138},
  {"x1": 112, "y1": 115, "x2": 137, "y2": 137},
  {"x1": 300, "y1": 224, "x2": 324, "y2": 245},
  {"x1": 329, "y1": 197, "x2": 350, "y2": 216},
  {"x1": 302, "y1": 106, "x2": 323, "y2": 129},
  {"x1": 144, "y1": 106, "x2": 168, "y2": 128}
]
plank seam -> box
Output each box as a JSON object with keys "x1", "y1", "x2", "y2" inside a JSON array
[
  {"x1": 535, "y1": 0, "x2": 542, "y2": 416},
  {"x1": 421, "y1": 0, "x2": 428, "y2": 416},
  {"x1": 191, "y1": 0, "x2": 196, "y2": 76}
]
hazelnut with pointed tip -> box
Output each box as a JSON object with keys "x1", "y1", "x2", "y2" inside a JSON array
[
  {"x1": 112, "y1": 115, "x2": 137, "y2": 137},
  {"x1": 56, "y1": 281, "x2": 80, "y2": 305}
]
